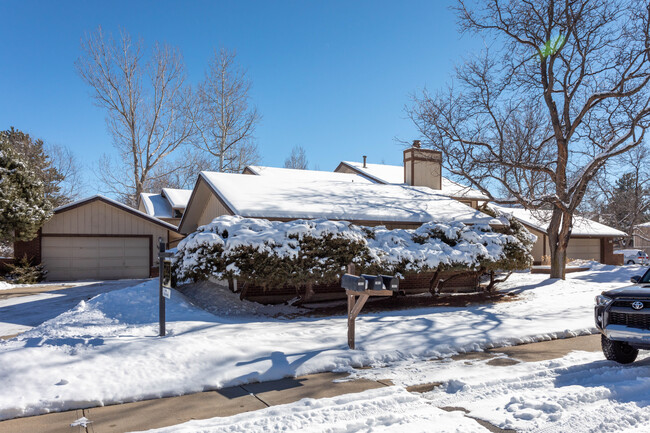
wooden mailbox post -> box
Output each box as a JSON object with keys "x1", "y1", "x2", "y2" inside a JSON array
[{"x1": 342, "y1": 273, "x2": 399, "y2": 349}]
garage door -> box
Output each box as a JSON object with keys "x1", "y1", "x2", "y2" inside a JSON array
[
  {"x1": 41, "y1": 237, "x2": 150, "y2": 281},
  {"x1": 566, "y1": 238, "x2": 601, "y2": 261}
]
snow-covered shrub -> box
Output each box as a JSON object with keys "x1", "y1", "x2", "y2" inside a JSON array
[
  {"x1": 175, "y1": 217, "x2": 367, "y2": 291},
  {"x1": 175, "y1": 215, "x2": 535, "y2": 294}
]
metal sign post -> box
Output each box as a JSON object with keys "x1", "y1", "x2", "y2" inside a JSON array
[{"x1": 158, "y1": 240, "x2": 174, "y2": 337}]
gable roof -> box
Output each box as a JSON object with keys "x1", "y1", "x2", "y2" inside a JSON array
[
  {"x1": 140, "y1": 193, "x2": 174, "y2": 219},
  {"x1": 161, "y1": 188, "x2": 192, "y2": 209},
  {"x1": 490, "y1": 204, "x2": 626, "y2": 237},
  {"x1": 337, "y1": 161, "x2": 489, "y2": 200},
  {"x1": 245, "y1": 165, "x2": 374, "y2": 183},
  {"x1": 198, "y1": 171, "x2": 501, "y2": 226},
  {"x1": 55, "y1": 195, "x2": 178, "y2": 231}
]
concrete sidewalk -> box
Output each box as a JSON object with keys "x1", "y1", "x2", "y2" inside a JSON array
[{"x1": 0, "y1": 334, "x2": 602, "y2": 433}]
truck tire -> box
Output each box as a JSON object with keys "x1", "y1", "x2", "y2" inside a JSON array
[
  {"x1": 627, "y1": 260, "x2": 635, "y2": 265},
  {"x1": 602, "y1": 335, "x2": 638, "y2": 364}
]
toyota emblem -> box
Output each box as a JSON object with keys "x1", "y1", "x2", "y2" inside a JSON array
[{"x1": 632, "y1": 301, "x2": 644, "y2": 310}]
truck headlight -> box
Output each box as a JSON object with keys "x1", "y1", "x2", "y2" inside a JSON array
[{"x1": 595, "y1": 295, "x2": 613, "y2": 307}]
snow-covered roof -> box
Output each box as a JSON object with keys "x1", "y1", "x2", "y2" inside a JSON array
[
  {"x1": 338, "y1": 161, "x2": 489, "y2": 200},
  {"x1": 55, "y1": 195, "x2": 178, "y2": 231},
  {"x1": 140, "y1": 193, "x2": 174, "y2": 219},
  {"x1": 245, "y1": 165, "x2": 373, "y2": 183},
  {"x1": 200, "y1": 171, "x2": 501, "y2": 226},
  {"x1": 491, "y1": 204, "x2": 627, "y2": 237},
  {"x1": 161, "y1": 188, "x2": 192, "y2": 209}
]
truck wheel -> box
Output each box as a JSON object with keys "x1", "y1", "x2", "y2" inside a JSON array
[
  {"x1": 602, "y1": 335, "x2": 638, "y2": 364},
  {"x1": 627, "y1": 260, "x2": 635, "y2": 265}
]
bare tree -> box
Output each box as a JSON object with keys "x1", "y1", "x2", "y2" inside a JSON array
[
  {"x1": 409, "y1": 0, "x2": 650, "y2": 278},
  {"x1": 147, "y1": 150, "x2": 215, "y2": 191},
  {"x1": 189, "y1": 48, "x2": 261, "y2": 173},
  {"x1": 46, "y1": 143, "x2": 84, "y2": 204},
  {"x1": 284, "y1": 145, "x2": 309, "y2": 170},
  {"x1": 76, "y1": 27, "x2": 193, "y2": 206}
]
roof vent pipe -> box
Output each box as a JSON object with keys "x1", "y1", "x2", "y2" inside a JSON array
[
  {"x1": 363, "y1": 155, "x2": 367, "y2": 168},
  {"x1": 412, "y1": 140, "x2": 421, "y2": 149}
]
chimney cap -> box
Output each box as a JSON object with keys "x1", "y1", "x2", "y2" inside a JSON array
[{"x1": 412, "y1": 140, "x2": 421, "y2": 149}]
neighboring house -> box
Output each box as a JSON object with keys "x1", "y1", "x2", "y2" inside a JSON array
[
  {"x1": 178, "y1": 168, "x2": 502, "y2": 235},
  {"x1": 138, "y1": 188, "x2": 192, "y2": 226},
  {"x1": 334, "y1": 147, "x2": 489, "y2": 208},
  {"x1": 491, "y1": 205, "x2": 626, "y2": 265},
  {"x1": 14, "y1": 196, "x2": 179, "y2": 281},
  {"x1": 633, "y1": 223, "x2": 650, "y2": 254}
]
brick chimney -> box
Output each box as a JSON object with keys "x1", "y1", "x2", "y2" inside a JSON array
[{"x1": 404, "y1": 140, "x2": 442, "y2": 190}]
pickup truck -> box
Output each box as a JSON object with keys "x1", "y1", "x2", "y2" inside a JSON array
[{"x1": 595, "y1": 271, "x2": 650, "y2": 363}]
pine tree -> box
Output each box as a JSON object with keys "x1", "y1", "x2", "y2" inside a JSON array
[
  {"x1": 0, "y1": 131, "x2": 53, "y2": 242},
  {"x1": 4, "y1": 127, "x2": 68, "y2": 207}
]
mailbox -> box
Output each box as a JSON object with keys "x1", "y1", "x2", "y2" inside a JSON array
[
  {"x1": 380, "y1": 275, "x2": 399, "y2": 291},
  {"x1": 341, "y1": 274, "x2": 367, "y2": 292},
  {"x1": 360, "y1": 274, "x2": 385, "y2": 291}
]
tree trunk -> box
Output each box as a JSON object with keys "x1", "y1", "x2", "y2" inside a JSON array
[
  {"x1": 547, "y1": 208, "x2": 572, "y2": 279},
  {"x1": 303, "y1": 282, "x2": 315, "y2": 301}
]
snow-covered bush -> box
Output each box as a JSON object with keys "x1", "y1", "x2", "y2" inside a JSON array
[
  {"x1": 175, "y1": 217, "x2": 367, "y2": 291},
  {"x1": 174, "y1": 215, "x2": 535, "y2": 294}
]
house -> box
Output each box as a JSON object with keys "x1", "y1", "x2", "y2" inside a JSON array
[
  {"x1": 491, "y1": 205, "x2": 625, "y2": 265},
  {"x1": 334, "y1": 146, "x2": 489, "y2": 209},
  {"x1": 138, "y1": 188, "x2": 192, "y2": 226},
  {"x1": 14, "y1": 196, "x2": 179, "y2": 281},
  {"x1": 632, "y1": 223, "x2": 650, "y2": 254},
  {"x1": 331, "y1": 145, "x2": 623, "y2": 265},
  {"x1": 177, "y1": 169, "x2": 502, "y2": 235}
]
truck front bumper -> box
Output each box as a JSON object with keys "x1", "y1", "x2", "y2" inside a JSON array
[{"x1": 604, "y1": 324, "x2": 650, "y2": 346}]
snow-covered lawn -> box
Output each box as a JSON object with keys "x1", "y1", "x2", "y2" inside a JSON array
[
  {"x1": 0, "y1": 264, "x2": 642, "y2": 421},
  {"x1": 0, "y1": 279, "x2": 147, "y2": 336}
]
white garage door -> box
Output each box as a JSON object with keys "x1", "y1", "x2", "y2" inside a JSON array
[
  {"x1": 567, "y1": 238, "x2": 601, "y2": 261},
  {"x1": 42, "y1": 236, "x2": 150, "y2": 281}
]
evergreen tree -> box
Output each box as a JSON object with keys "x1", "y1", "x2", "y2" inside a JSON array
[
  {"x1": 0, "y1": 131, "x2": 53, "y2": 242},
  {"x1": 3, "y1": 127, "x2": 68, "y2": 207},
  {"x1": 603, "y1": 172, "x2": 650, "y2": 247}
]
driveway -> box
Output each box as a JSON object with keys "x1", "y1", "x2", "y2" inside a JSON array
[{"x1": 0, "y1": 279, "x2": 148, "y2": 338}]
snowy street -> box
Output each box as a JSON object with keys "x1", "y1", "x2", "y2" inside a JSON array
[{"x1": 0, "y1": 264, "x2": 648, "y2": 432}]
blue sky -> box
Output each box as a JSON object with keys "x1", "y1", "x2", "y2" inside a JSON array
[{"x1": 0, "y1": 0, "x2": 480, "y2": 195}]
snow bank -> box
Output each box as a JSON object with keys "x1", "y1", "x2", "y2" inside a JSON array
[
  {"x1": 0, "y1": 264, "x2": 638, "y2": 420},
  {"x1": 135, "y1": 387, "x2": 489, "y2": 433}
]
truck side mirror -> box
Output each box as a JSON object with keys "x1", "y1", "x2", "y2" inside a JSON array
[{"x1": 631, "y1": 275, "x2": 642, "y2": 284}]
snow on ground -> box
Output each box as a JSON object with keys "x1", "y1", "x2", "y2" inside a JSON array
[
  {"x1": 0, "y1": 280, "x2": 147, "y2": 337},
  {"x1": 351, "y1": 350, "x2": 650, "y2": 433},
  {"x1": 135, "y1": 386, "x2": 490, "y2": 433},
  {"x1": 0, "y1": 265, "x2": 642, "y2": 420}
]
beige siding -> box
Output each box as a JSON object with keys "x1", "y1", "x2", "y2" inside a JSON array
[
  {"x1": 198, "y1": 192, "x2": 232, "y2": 226},
  {"x1": 405, "y1": 149, "x2": 442, "y2": 190},
  {"x1": 335, "y1": 165, "x2": 358, "y2": 175},
  {"x1": 42, "y1": 200, "x2": 171, "y2": 266},
  {"x1": 528, "y1": 227, "x2": 546, "y2": 262},
  {"x1": 567, "y1": 238, "x2": 601, "y2": 261}
]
